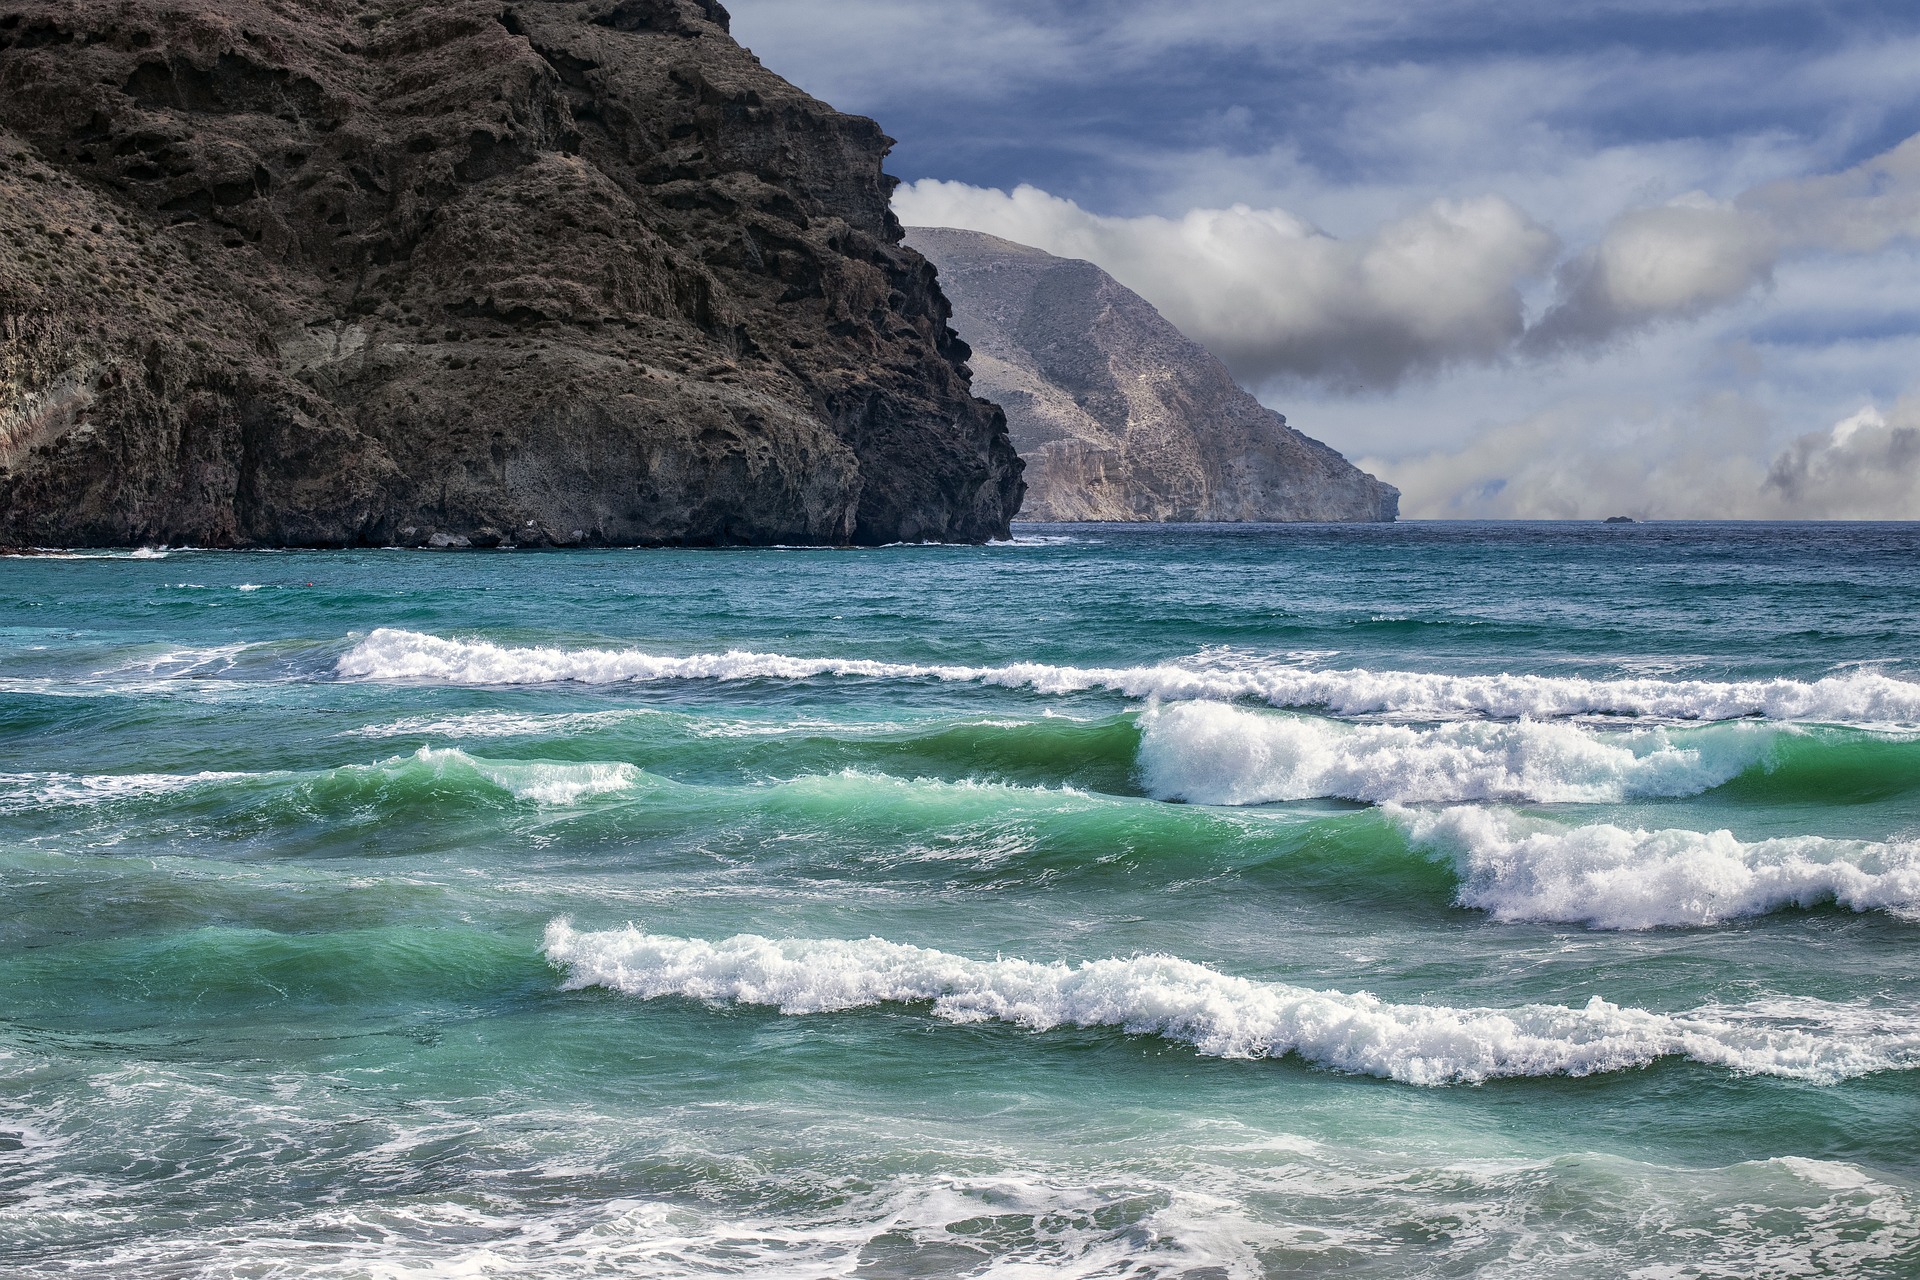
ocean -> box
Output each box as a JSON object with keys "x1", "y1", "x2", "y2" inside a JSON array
[{"x1": 2, "y1": 521, "x2": 1917, "y2": 1277}]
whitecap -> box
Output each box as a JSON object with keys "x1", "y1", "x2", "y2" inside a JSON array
[
  {"x1": 0, "y1": 770, "x2": 253, "y2": 814},
  {"x1": 336, "y1": 629, "x2": 1920, "y2": 725},
  {"x1": 1400, "y1": 807, "x2": 1920, "y2": 929},
  {"x1": 1135, "y1": 701, "x2": 1780, "y2": 805},
  {"x1": 542, "y1": 923, "x2": 1920, "y2": 1085},
  {"x1": 341, "y1": 710, "x2": 658, "y2": 740},
  {"x1": 338, "y1": 708, "x2": 919, "y2": 741},
  {"x1": 91, "y1": 642, "x2": 256, "y2": 679},
  {"x1": 404, "y1": 746, "x2": 642, "y2": 805},
  {"x1": 988, "y1": 533, "x2": 1093, "y2": 547}
]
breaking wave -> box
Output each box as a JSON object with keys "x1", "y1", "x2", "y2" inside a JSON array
[
  {"x1": 336, "y1": 629, "x2": 1920, "y2": 724},
  {"x1": 543, "y1": 924, "x2": 1920, "y2": 1085},
  {"x1": 1135, "y1": 701, "x2": 1782, "y2": 804},
  {"x1": 1401, "y1": 808, "x2": 1920, "y2": 929},
  {"x1": 327, "y1": 703, "x2": 1920, "y2": 809},
  {"x1": 342, "y1": 747, "x2": 642, "y2": 806}
]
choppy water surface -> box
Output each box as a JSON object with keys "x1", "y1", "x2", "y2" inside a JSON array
[{"x1": 3, "y1": 522, "x2": 1919, "y2": 1277}]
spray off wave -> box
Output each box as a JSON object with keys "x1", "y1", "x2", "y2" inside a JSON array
[
  {"x1": 337, "y1": 629, "x2": 1920, "y2": 724},
  {"x1": 1401, "y1": 808, "x2": 1920, "y2": 929},
  {"x1": 543, "y1": 924, "x2": 1920, "y2": 1085}
]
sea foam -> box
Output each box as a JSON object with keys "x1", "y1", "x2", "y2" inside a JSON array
[
  {"x1": 340, "y1": 708, "x2": 914, "y2": 742},
  {"x1": 337, "y1": 629, "x2": 1920, "y2": 724},
  {"x1": 1135, "y1": 701, "x2": 1777, "y2": 804},
  {"x1": 0, "y1": 750, "x2": 644, "y2": 815},
  {"x1": 1400, "y1": 807, "x2": 1920, "y2": 929},
  {"x1": 542, "y1": 923, "x2": 1919, "y2": 1085},
  {"x1": 340, "y1": 710, "x2": 657, "y2": 740},
  {"x1": 0, "y1": 770, "x2": 252, "y2": 813}
]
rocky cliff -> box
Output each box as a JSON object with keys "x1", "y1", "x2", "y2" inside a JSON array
[
  {"x1": 0, "y1": 0, "x2": 1022, "y2": 547},
  {"x1": 906, "y1": 227, "x2": 1395, "y2": 523}
]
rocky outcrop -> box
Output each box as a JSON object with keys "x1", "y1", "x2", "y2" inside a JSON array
[
  {"x1": 0, "y1": 0, "x2": 1022, "y2": 547},
  {"x1": 907, "y1": 227, "x2": 1395, "y2": 523}
]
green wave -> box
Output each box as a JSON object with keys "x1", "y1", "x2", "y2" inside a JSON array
[
  {"x1": 2, "y1": 923, "x2": 550, "y2": 1020},
  {"x1": 319, "y1": 711, "x2": 1920, "y2": 810},
  {"x1": 1709, "y1": 728, "x2": 1920, "y2": 804},
  {"x1": 347, "y1": 708, "x2": 1147, "y2": 795},
  {"x1": 6, "y1": 720, "x2": 1918, "y2": 870},
  {"x1": 787, "y1": 713, "x2": 1143, "y2": 793}
]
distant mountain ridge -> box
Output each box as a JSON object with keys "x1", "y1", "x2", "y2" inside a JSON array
[{"x1": 907, "y1": 227, "x2": 1397, "y2": 523}]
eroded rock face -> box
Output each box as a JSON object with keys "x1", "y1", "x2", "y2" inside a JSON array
[
  {"x1": 907, "y1": 227, "x2": 1395, "y2": 524},
  {"x1": 0, "y1": 0, "x2": 1022, "y2": 546}
]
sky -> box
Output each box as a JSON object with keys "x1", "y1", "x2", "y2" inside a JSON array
[{"x1": 725, "y1": 0, "x2": 1920, "y2": 518}]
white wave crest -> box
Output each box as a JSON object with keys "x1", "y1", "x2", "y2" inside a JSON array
[
  {"x1": 0, "y1": 770, "x2": 253, "y2": 814},
  {"x1": 1136, "y1": 701, "x2": 1777, "y2": 805},
  {"x1": 542, "y1": 923, "x2": 1920, "y2": 1085},
  {"x1": 341, "y1": 710, "x2": 655, "y2": 740},
  {"x1": 336, "y1": 629, "x2": 1920, "y2": 724},
  {"x1": 402, "y1": 747, "x2": 642, "y2": 805},
  {"x1": 0, "y1": 751, "x2": 645, "y2": 813},
  {"x1": 991, "y1": 532, "x2": 1094, "y2": 546},
  {"x1": 340, "y1": 708, "x2": 916, "y2": 742},
  {"x1": 333, "y1": 628, "x2": 993, "y2": 686},
  {"x1": 1401, "y1": 808, "x2": 1920, "y2": 929}
]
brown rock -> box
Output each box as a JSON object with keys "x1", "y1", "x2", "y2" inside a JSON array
[{"x1": 0, "y1": 0, "x2": 1022, "y2": 546}]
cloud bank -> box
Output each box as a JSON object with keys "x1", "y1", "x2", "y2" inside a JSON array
[
  {"x1": 1529, "y1": 135, "x2": 1920, "y2": 354},
  {"x1": 1765, "y1": 401, "x2": 1920, "y2": 516},
  {"x1": 1524, "y1": 198, "x2": 1781, "y2": 351},
  {"x1": 758, "y1": 0, "x2": 1920, "y2": 517},
  {"x1": 896, "y1": 181, "x2": 1557, "y2": 389},
  {"x1": 899, "y1": 131, "x2": 1920, "y2": 396},
  {"x1": 1376, "y1": 395, "x2": 1920, "y2": 519}
]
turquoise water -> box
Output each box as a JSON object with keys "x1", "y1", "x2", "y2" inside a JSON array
[{"x1": 3, "y1": 522, "x2": 1918, "y2": 1277}]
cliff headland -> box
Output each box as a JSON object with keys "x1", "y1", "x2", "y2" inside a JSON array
[
  {"x1": 0, "y1": 0, "x2": 1022, "y2": 547},
  {"x1": 908, "y1": 227, "x2": 1397, "y2": 523}
]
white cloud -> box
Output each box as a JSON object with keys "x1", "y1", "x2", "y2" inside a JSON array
[
  {"x1": 733, "y1": 0, "x2": 1902, "y2": 231},
  {"x1": 1369, "y1": 394, "x2": 1774, "y2": 519},
  {"x1": 896, "y1": 147, "x2": 1920, "y2": 517},
  {"x1": 1372, "y1": 393, "x2": 1920, "y2": 519},
  {"x1": 1525, "y1": 134, "x2": 1920, "y2": 349},
  {"x1": 896, "y1": 180, "x2": 1558, "y2": 388},
  {"x1": 730, "y1": 0, "x2": 1920, "y2": 515},
  {"x1": 1765, "y1": 399, "x2": 1920, "y2": 516},
  {"x1": 902, "y1": 128, "x2": 1920, "y2": 388},
  {"x1": 730, "y1": 0, "x2": 1853, "y2": 107},
  {"x1": 1744, "y1": 133, "x2": 1920, "y2": 253},
  {"x1": 1527, "y1": 196, "x2": 1783, "y2": 350}
]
